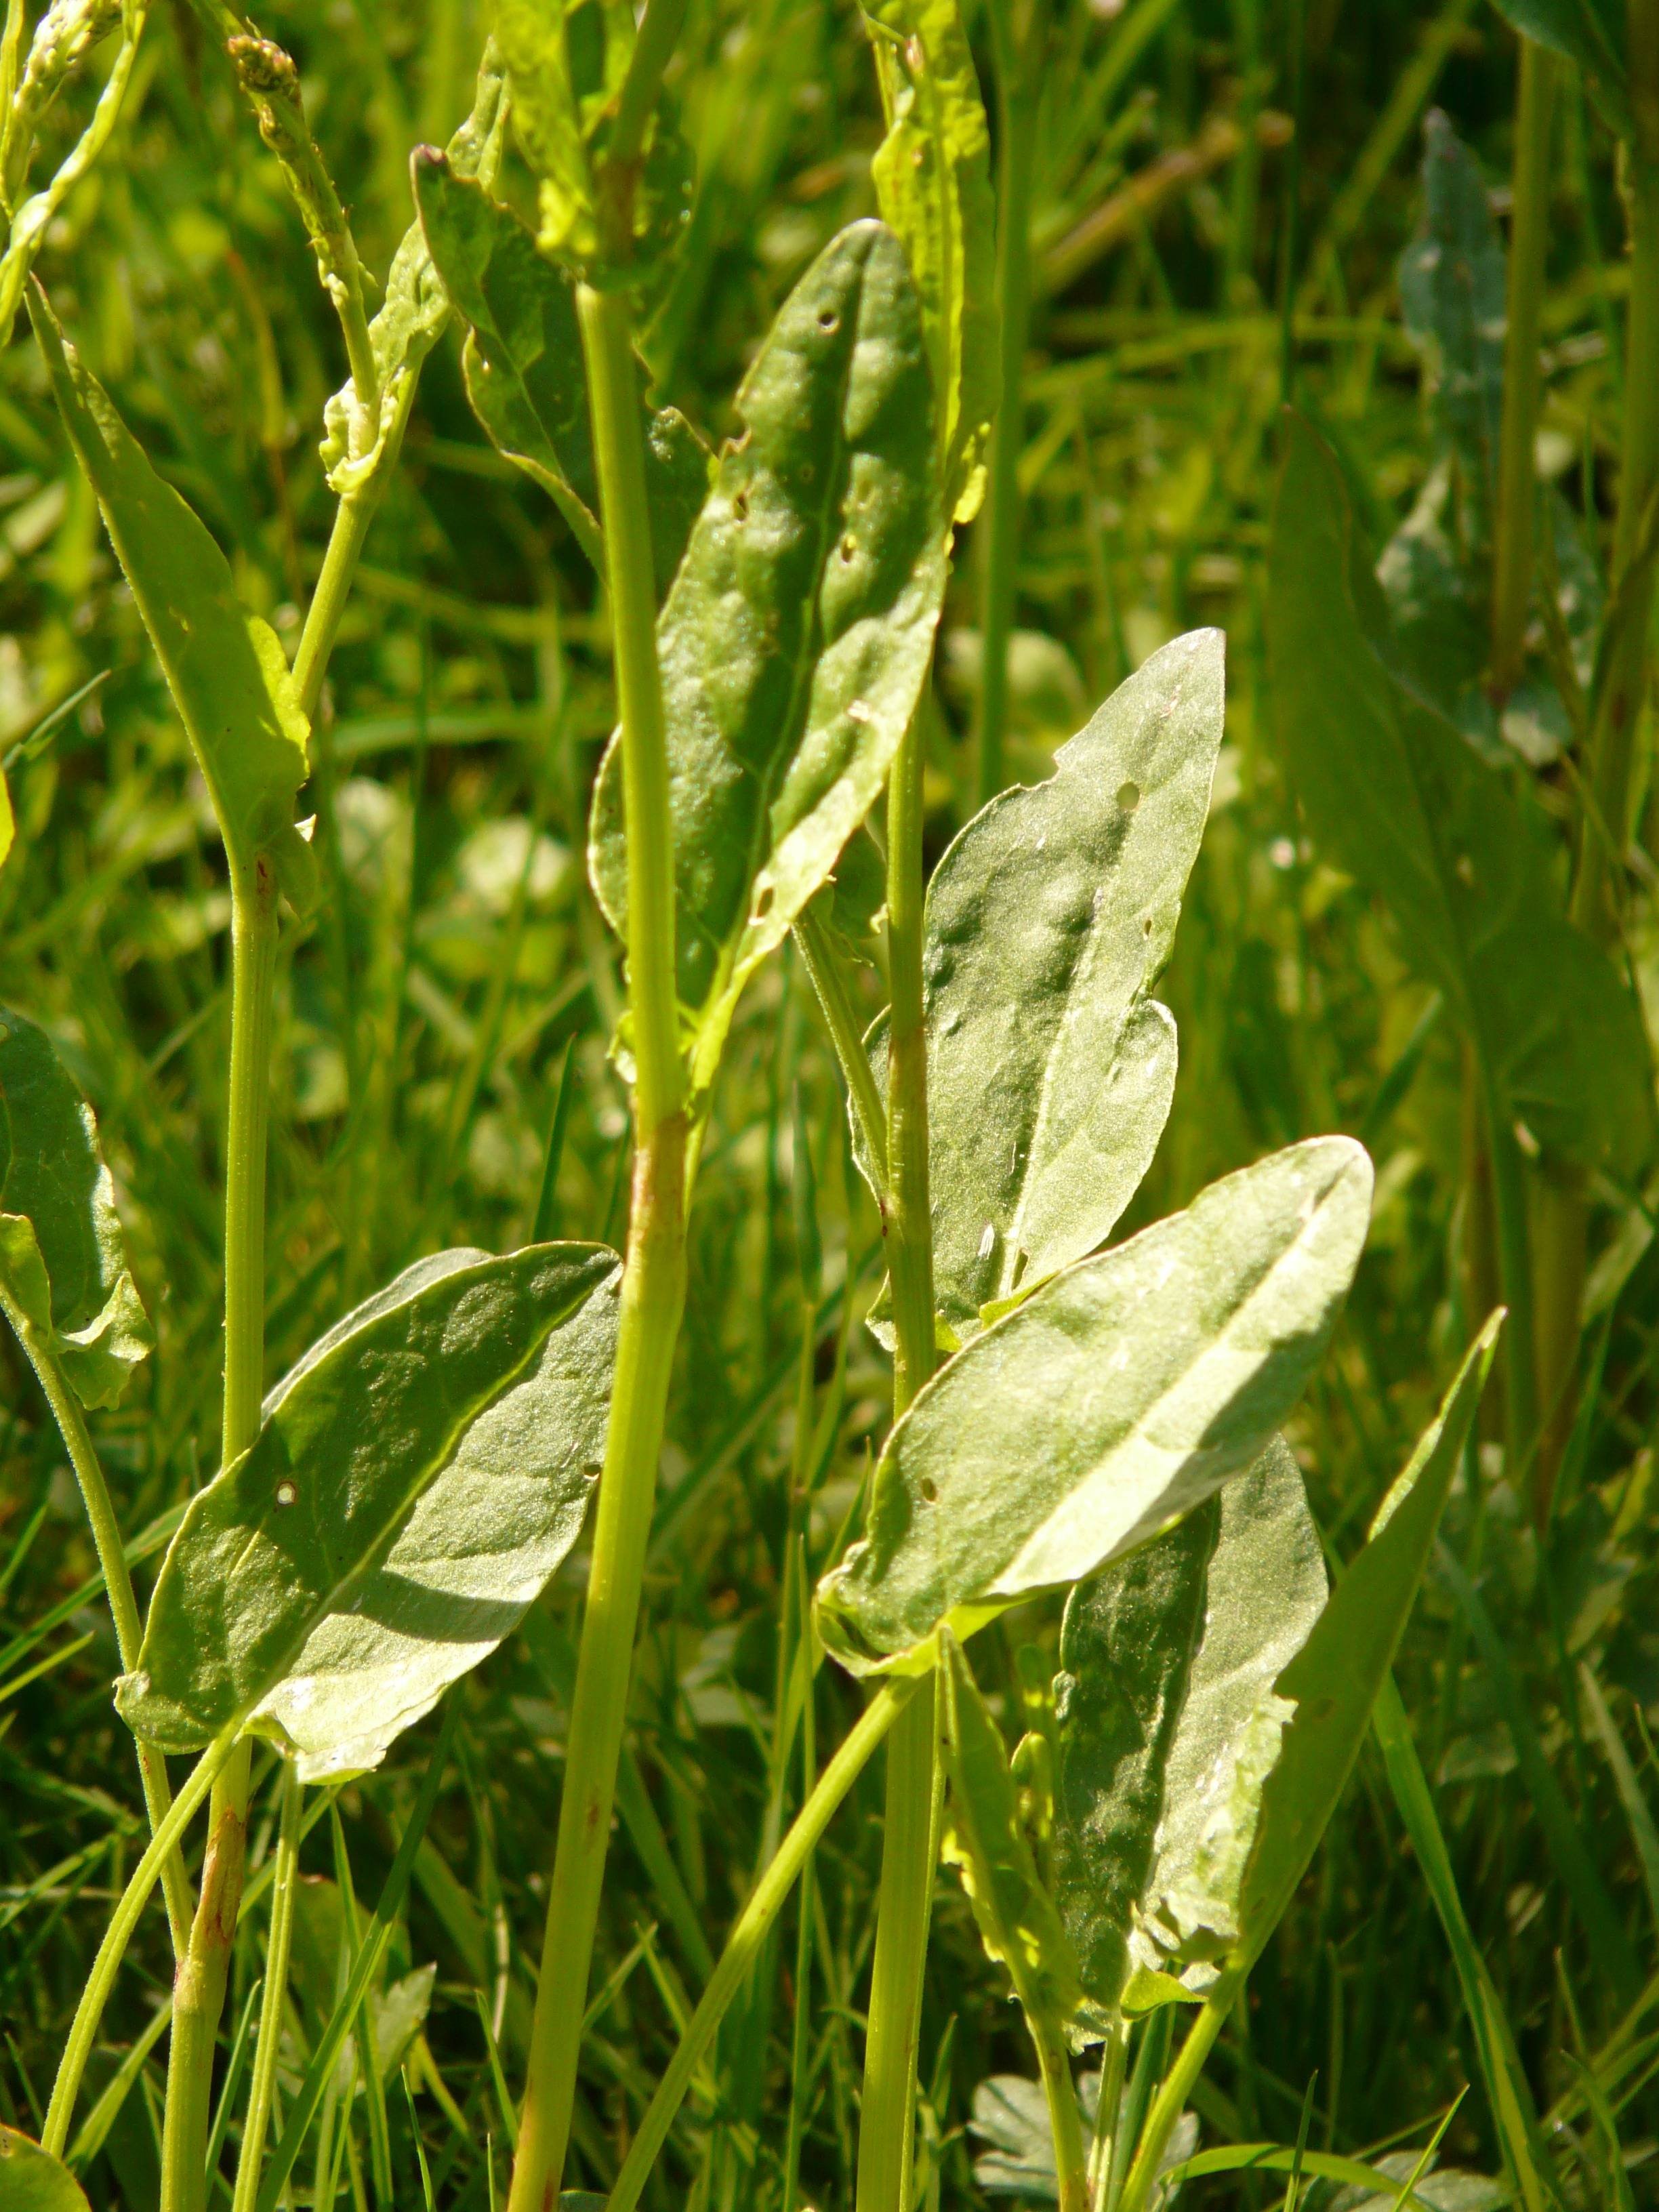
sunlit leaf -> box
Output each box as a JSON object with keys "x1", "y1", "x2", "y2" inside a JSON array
[
  {"x1": 413, "y1": 153, "x2": 708, "y2": 593},
  {"x1": 1269, "y1": 414, "x2": 1653, "y2": 1178},
  {"x1": 816, "y1": 1136, "x2": 1372, "y2": 1675},
  {"x1": 1053, "y1": 1439, "x2": 1326, "y2": 2031},
  {"x1": 1232, "y1": 1315, "x2": 1501, "y2": 1969},
  {"x1": 590, "y1": 219, "x2": 947, "y2": 1094},
  {"x1": 869, "y1": 630, "x2": 1223, "y2": 1342},
  {"x1": 940, "y1": 1630, "x2": 1080, "y2": 2032},
  {"x1": 0, "y1": 1005, "x2": 152, "y2": 1408},
  {"x1": 118, "y1": 1243, "x2": 620, "y2": 1761},
  {"x1": 861, "y1": 0, "x2": 1000, "y2": 518},
  {"x1": 26, "y1": 289, "x2": 310, "y2": 890},
  {"x1": 0, "y1": 2125, "x2": 91, "y2": 2210}
]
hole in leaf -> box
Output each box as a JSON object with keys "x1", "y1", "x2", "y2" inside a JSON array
[
  {"x1": 919, "y1": 1477, "x2": 938, "y2": 1503},
  {"x1": 733, "y1": 489, "x2": 749, "y2": 520},
  {"x1": 755, "y1": 884, "x2": 775, "y2": 918},
  {"x1": 582, "y1": 1462, "x2": 602, "y2": 1481},
  {"x1": 818, "y1": 308, "x2": 839, "y2": 330},
  {"x1": 1143, "y1": 915, "x2": 1153, "y2": 937},
  {"x1": 1117, "y1": 779, "x2": 1141, "y2": 813},
  {"x1": 840, "y1": 534, "x2": 856, "y2": 562},
  {"x1": 275, "y1": 1479, "x2": 298, "y2": 1507}
]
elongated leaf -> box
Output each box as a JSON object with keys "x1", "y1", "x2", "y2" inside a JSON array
[
  {"x1": 26, "y1": 291, "x2": 310, "y2": 888},
  {"x1": 1399, "y1": 112, "x2": 1505, "y2": 525},
  {"x1": 1054, "y1": 1440, "x2": 1326, "y2": 2031},
  {"x1": 816, "y1": 1136, "x2": 1372, "y2": 1675},
  {"x1": 1269, "y1": 415, "x2": 1652, "y2": 1178},
  {"x1": 1487, "y1": 1, "x2": 1629, "y2": 134},
  {"x1": 941, "y1": 1631, "x2": 1080, "y2": 2032},
  {"x1": 413, "y1": 155, "x2": 708, "y2": 594},
  {"x1": 1232, "y1": 1314, "x2": 1501, "y2": 1969},
  {"x1": 874, "y1": 630, "x2": 1222, "y2": 1341},
  {"x1": 861, "y1": 0, "x2": 1000, "y2": 518},
  {"x1": 0, "y1": 1006, "x2": 151, "y2": 1408},
  {"x1": 590, "y1": 219, "x2": 947, "y2": 1094},
  {"x1": 0, "y1": 2126, "x2": 91, "y2": 2210},
  {"x1": 118, "y1": 1243, "x2": 619, "y2": 1755}
]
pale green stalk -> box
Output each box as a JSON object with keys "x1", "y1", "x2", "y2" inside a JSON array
[
  {"x1": 1490, "y1": 37, "x2": 1557, "y2": 697},
  {"x1": 1113, "y1": 1975, "x2": 1239, "y2": 2212},
  {"x1": 43, "y1": 1734, "x2": 241, "y2": 2156},
  {"x1": 606, "y1": 1681, "x2": 914, "y2": 2212},
  {"x1": 856, "y1": 701, "x2": 941, "y2": 2212},
  {"x1": 230, "y1": 1763, "x2": 303, "y2": 2212},
  {"x1": 794, "y1": 907, "x2": 887, "y2": 1197},
  {"x1": 1534, "y1": 3, "x2": 1659, "y2": 1521},
  {"x1": 1088, "y1": 2018, "x2": 1130, "y2": 2212},
  {"x1": 507, "y1": 279, "x2": 688, "y2": 2212},
  {"x1": 0, "y1": 1288, "x2": 191, "y2": 1950},
  {"x1": 976, "y1": 0, "x2": 1048, "y2": 807},
  {"x1": 1033, "y1": 2006, "x2": 1088, "y2": 2212}
]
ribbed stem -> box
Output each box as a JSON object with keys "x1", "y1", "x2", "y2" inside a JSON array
[{"x1": 507, "y1": 280, "x2": 687, "y2": 2212}]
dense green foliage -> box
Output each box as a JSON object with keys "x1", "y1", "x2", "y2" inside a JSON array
[{"x1": 3, "y1": 2, "x2": 1659, "y2": 2209}]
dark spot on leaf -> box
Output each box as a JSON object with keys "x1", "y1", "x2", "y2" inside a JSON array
[
  {"x1": 840, "y1": 534, "x2": 857, "y2": 562},
  {"x1": 1143, "y1": 916, "x2": 1153, "y2": 937},
  {"x1": 818, "y1": 308, "x2": 839, "y2": 331},
  {"x1": 582, "y1": 1462, "x2": 602, "y2": 1481},
  {"x1": 919, "y1": 1476, "x2": 937, "y2": 1503},
  {"x1": 755, "y1": 883, "x2": 775, "y2": 917},
  {"x1": 733, "y1": 489, "x2": 748, "y2": 520}
]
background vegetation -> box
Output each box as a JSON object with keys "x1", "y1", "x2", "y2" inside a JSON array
[{"x1": 2, "y1": 0, "x2": 1656, "y2": 2205}]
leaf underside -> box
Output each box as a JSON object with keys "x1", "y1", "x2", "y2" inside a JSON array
[
  {"x1": 0, "y1": 2124, "x2": 92, "y2": 2211},
  {"x1": 589, "y1": 218, "x2": 947, "y2": 1093},
  {"x1": 815, "y1": 1134, "x2": 1372, "y2": 1675},
  {"x1": 869, "y1": 628, "x2": 1224, "y2": 1341},
  {"x1": 119, "y1": 1242, "x2": 619, "y2": 1761},
  {"x1": 1054, "y1": 1438, "x2": 1326, "y2": 2030}
]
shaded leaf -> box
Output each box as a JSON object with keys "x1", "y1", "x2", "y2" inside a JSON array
[
  {"x1": 590, "y1": 220, "x2": 947, "y2": 1093},
  {"x1": 816, "y1": 1136, "x2": 1372, "y2": 1675},
  {"x1": 1233, "y1": 1315, "x2": 1501, "y2": 1969},
  {"x1": 872, "y1": 630, "x2": 1222, "y2": 1341},
  {"x1": 413, "y1": 155, "x2": 708, "y2": 594},
  {"x1": 119, "y1": 1243, "x2": 620, "y2": 1757},
  {"x1": 1269, "y1": 414, "x2": 1653, "y2": 1178},
  {"x1": 1399, "y1": 112, "x2": 1506, "y2": 532},
  {"x1": 0, "y1": 2125, "x2": 91, "y2": 2211},
  {"x1": 1054, "y1": 1440, "x2": 1326, "y2": 2031},
  {"x1": 940, "y1": 1631, "x2": 1080, "y2": 2032},
  {"x1": 0, "y1": 1005, "x2": 151, "y2": 1408},
  {"x1": 1328, "y1": 2150, "x2": 1507, "y2": 2212},
  {"x1": 1486, "y1": 1, "x2": 1629, "y2": 135},
  {"x1": 861, "y1": 0, "x2": 1000, "y2": 518},
  {"x1": 26, "y1": 291, "x2": 309, "y2": 887},
  {"x1": 969, "y1": 2075, "x2": 1197, "y2": 2204}
]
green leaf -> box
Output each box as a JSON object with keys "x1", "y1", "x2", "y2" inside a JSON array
[
  {"x1": 1231, "y1": 1314, "x2": 1501, "y2": 1971},
  {"x1": 118, "y1": 1242, "x2": 620, "y2": 1759},
  {"x1": 968, "y1": 2074, "x2": 1197, "y2": 2203},
  {"x1": 26, "y1": 291, "x2": 310, "y2": 888},
  {"x1": 874, "y1": 630, "x2": 1223, "y2": 1342},
  {"x1": 1486, "y1": 1, "x2": 1629, "y2": 135},
  {"x1": 815, "y1": 1135, "x2": 1372, "y2": 1675},
  {"x1": 1399, "y1": 112, "x2": 1506, "y2": 529},
  {"x1": 940, "y1": 1631, "x2": 1080, "y2": 2032},
  {"x1": 1269, "y1": 414, "x2": 1654, "y2": 1179},
  {"x1": 412, "y1": 153, "x2": 708, "y2": 594},
  {"x1": 1053, "y1": 1439, "x2": 1327, "y2": 2032},
  {"x1": 861, "y1": 0, "x2": 1000, "y2": 519},
  {"x1": 0, "y1": 1005, "x2": 152, "y2": 1408},
  {"x1": 590, "y1": 219, "x2": 947, "y2": 1094},
  {"x1": 0, "y1": 2125, "x2": 91, "y2": 2211}
]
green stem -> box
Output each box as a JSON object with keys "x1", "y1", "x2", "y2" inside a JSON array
[
  {"x1": 1033, "y1": 2006, "x2": 1088, "y2": 2212},
  {"x1": 230, "y1": 1763, "x2": 302, "y2": 2212},
  {"x1": 1088, "y1": 2015, "x2": 1130, "y2": 2212},
  {"x1": 976, "y1": 0, "x2": 1046, "y2": 808},
  {"x1": 855, "y1": 702, "x2": 941, "y2": 2212},
  {"x1": 792, "y1": 907, "x2": 886, "y2": 1200},
  {"x1": 1114, "y1": 1977, "x2": 1239, "y2": 2212},
  {"x1": 0, "y1": 1295, "x2": 192, "y2": 1952},
  {"x1": 1475, "y1": 1052, "x2": 1537, "y2": 1471},
  {"x1": 292, "y1": 493, "x2": 378, "y2": 723},
  {"x1": 43, "y1": 1734, "x2": 240, "y2": 2157},
  {"x1": 1490, "y1": 37, "x2": 1556, "y2": 699},
  {"x1": 160, "y1": 855, "x2": 278, "y2": 2212},
  {"x1": 507, "y1": 280, "x2": 687, "y2": 2212},
  {"x1": 607, "y1": 1681, "x2": 913, "y2": 2212}
]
